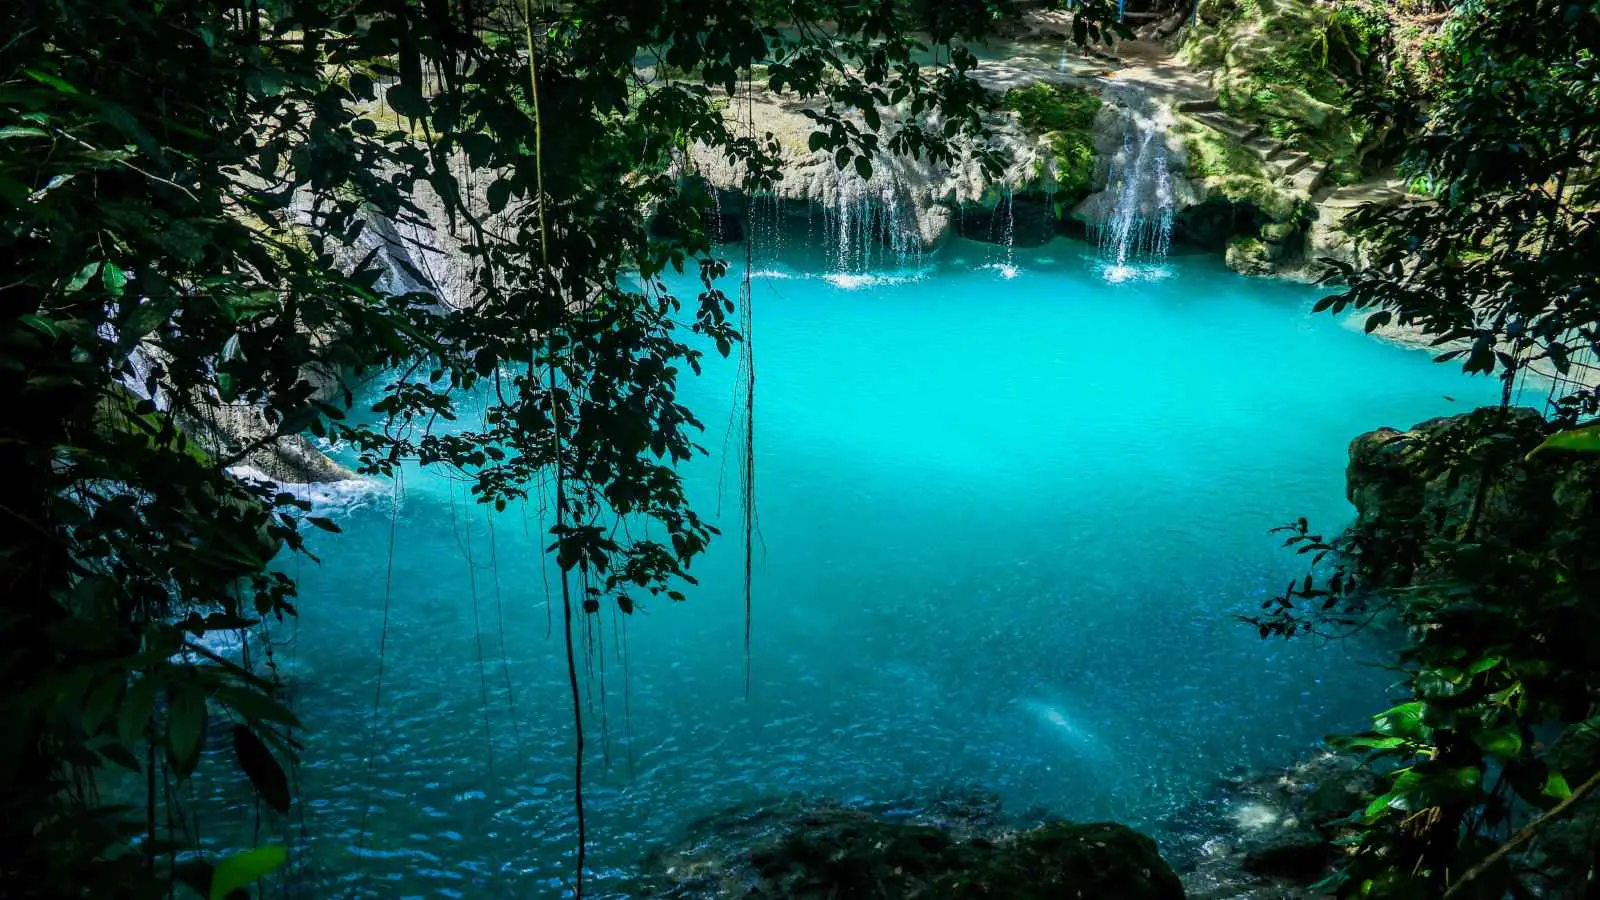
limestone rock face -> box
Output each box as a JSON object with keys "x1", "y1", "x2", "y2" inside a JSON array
[
  {"x1": 682, "y1": 90, "x2": 1060, "y2": 252},
  {"x1": 1183, "y1": 0, "x2": 1373, "y2": 179},
  {"x1": 292, "y1": 166, "x2": 488, "y2": 312},
  {"x1": 198, "y1": 404, "x2": 357, "y2": 484},
  {"x1": 957, "y1": 191, "x2": 1059, "y2": 247}
]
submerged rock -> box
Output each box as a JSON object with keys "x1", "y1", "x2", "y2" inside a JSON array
[
  {"x1": 1165, "y1": 750, "x2": 1376, "y2": 900},
  {"x1": 637, "y1": 795, "x2": 1184, "y2": 899},
  {"x1": 1240, "y1": 831, "x2": 1335, "y2": 879}
]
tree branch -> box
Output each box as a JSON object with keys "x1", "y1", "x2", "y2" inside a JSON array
[{"x1": 1443, "y1": 768, "x2": 1600, "y2": 898}]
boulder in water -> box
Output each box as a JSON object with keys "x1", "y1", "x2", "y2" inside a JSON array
[
  {"x1": 1240, "y1": 831, "x2": 1335, "y2": 879},
  {"x1": 942, "y1": 821, "x2": 1187, "y2": 900},
  {"x1": 638, "y1": 798, "x2": 1185, "y2": 899},
  {"x1": 1224, "y1": 235, "x2": 1274, "y2": 276}
]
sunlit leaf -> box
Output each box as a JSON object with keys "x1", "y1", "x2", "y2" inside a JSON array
[
  {"x1": 1527, "y1": 423, "x2": 1600, "y2": 458},
  {"x1": 210, "y1": 845, "x2": 287, "y2": 900},
  {"x1": 1373, "y1": 701, "x2": 1426, "y2": 740},
  {"x1": 1475, "y1": 724, "x2": 1522, "y2": 759}
]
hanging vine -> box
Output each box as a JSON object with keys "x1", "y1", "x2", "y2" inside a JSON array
[{"x1": 0, "y1": 0, "x2": 1127, "y2": 895}]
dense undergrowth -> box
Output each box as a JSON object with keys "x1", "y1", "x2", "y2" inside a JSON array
[{"x1": 1242, "y1": 0, "x2": 1600, "y2": 896}]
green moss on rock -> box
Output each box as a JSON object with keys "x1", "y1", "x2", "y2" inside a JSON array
[
  {"x1": 1182, "y1": 0, "x2": 1396, "y2": 183},
  {"x1": 1002, "y1": 83, "x2": 1101, "y2": 202},
  {"x1": 1178, "y1": 120, "x2": 1265, "y2": 181},
  {"x1": 1226, "y1": 234, "x2": 1274, "y2": 275}
]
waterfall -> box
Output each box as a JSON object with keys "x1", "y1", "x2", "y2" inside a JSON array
[
  {"x1": 710, "y1": 185, "x2": 725, "y2": 245},
  {"x1": 1095, "y1": 113, "x2": 1175, "y2": 282},
  {"x1": 822, "y1": 165, "x2": 924, "y2": 284},
  {"x1": 749, "y1": 193, "x2": 786, "y2": 273},
  {"x1": 990, "y1": 187, "x2": 1019, "y2": 279}
]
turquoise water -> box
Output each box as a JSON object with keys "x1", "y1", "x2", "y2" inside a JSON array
[{"x1": 237, "y1": 239, "x2": 1499, "y2": 896}]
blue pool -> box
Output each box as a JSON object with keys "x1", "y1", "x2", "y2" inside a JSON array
[{"x1": 209, "y1": 237, "x2": 1501, "y2": 896}]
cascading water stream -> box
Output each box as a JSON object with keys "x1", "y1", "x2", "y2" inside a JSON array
[
  {"x1": 979, "y1": 186, "x2": 1021, "y2": 280},
  {"x1": 1095, "y1": 112, "x2": 1176, "y2": 282},
  {"x1": 823, "y1": 165, "x2": 924, "y2": 286}
]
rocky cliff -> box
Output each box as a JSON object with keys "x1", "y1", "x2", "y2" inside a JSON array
[{"x1": 1345, "y1": 407, "x2": 1600, "y2": 588}]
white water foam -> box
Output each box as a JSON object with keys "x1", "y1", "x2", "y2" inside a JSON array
[
  {"x1": 229, "y1": 464, "x2": 385, "y2": 514},
  {"x1": 1100, "y1": 262, "x2": 1174, "y2": 284},
  {"x1": 821, "y1": 271, "x2": 928, "y2": 290}
]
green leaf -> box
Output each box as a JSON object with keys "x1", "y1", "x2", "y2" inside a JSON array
[
  {"x1": 82, "y1": 672, "x2": 123, "y2": 731},
  {"x1": 0, "y1": 125, "x2": 51, "y2": 140},
  {"x1": 1373, "y1": 701, "x2": 1426, "y2": 740},
  {"x1": 1527, "y1": 423, "x2": 1600, "y2": 458},
  {"x1": 210, "y1": 845, "x2": 287, "y2": 900},
  {"x1": 23, "y1": 68, "x2": 80, "y2": 94},
  {"x1": 214, "y1": 685, "x2": 301, "y2": 729},
  {"x1": 65, "y1": 261, "x2": 100, "y2": 293},
  {"x1": 166, "y1": 683, "x2": 206, "y2": 777},
  {"x1": 118, "y1": 295, "x2": 180, "y2": 350},
  {"x1": 1363, "y1": 790, "x2": 1396, "y2": 820},
  {"x1": 19, "y1": 314, "x2": 60, "y2": 339},
  {"x1": 96, "y1": 739, "x2": 143, "y2": 772},
  {"x1": 1467, "y1": 656, "x2": 1503, "y2": 676},
  {"x1": 385, "y1": 83, "x2": 426, "y2": 118},
  {"x1": 1476, "y1": 724, "x2": 1522, "y2": 759},
  {"x1": 1329, "y1": 732, "x2": 1405, "y2": 752},
  {"x1": 347, "y1": 72, "x2": 375, "y2": 100},
  {"x1": 1544, "y1": 771, "x2": 1572, "y2": 802},
  {"x1": 486, "y1": 179, "x2": 511, "y2": 214},
  {"x1": 232, "y1": 725, "x2": 291, "y2": 814},
  {"x1": 1509, "y1": 761, "x2": 1566, "y2": 810},
  {"x1": 101, "y1": 261, "x2": 128, "y2": 297},
  {"x1": 117, "y1": 675, "x2": 156, "y2": 747}
]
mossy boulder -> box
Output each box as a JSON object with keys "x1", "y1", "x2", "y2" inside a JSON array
[
  {"x1": 937, "y1": 822, "x2": 1185, "y2": 900},
  {"x1": 1002, "y1": 83, "x2": 1102, "y2": 204},
  {"x1": 639, "y1": 800, "x2": 1185, "y2": 899},
  {"x1": 749, "y1": 814, "x2": 963, "y2": 895},
  {"x1": 1225, "y1": 235, "x2": 1274, "y2": 276},
  {"x1": 1301, "y1": 764, "x2": 1382, "y2": 827},
  {"x1": 1173, "y1": 117, "x2": 1310, "y2": 259},
  {"x1": 1239, "y1": 830, "x2": 1335, "y2": 878}
]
